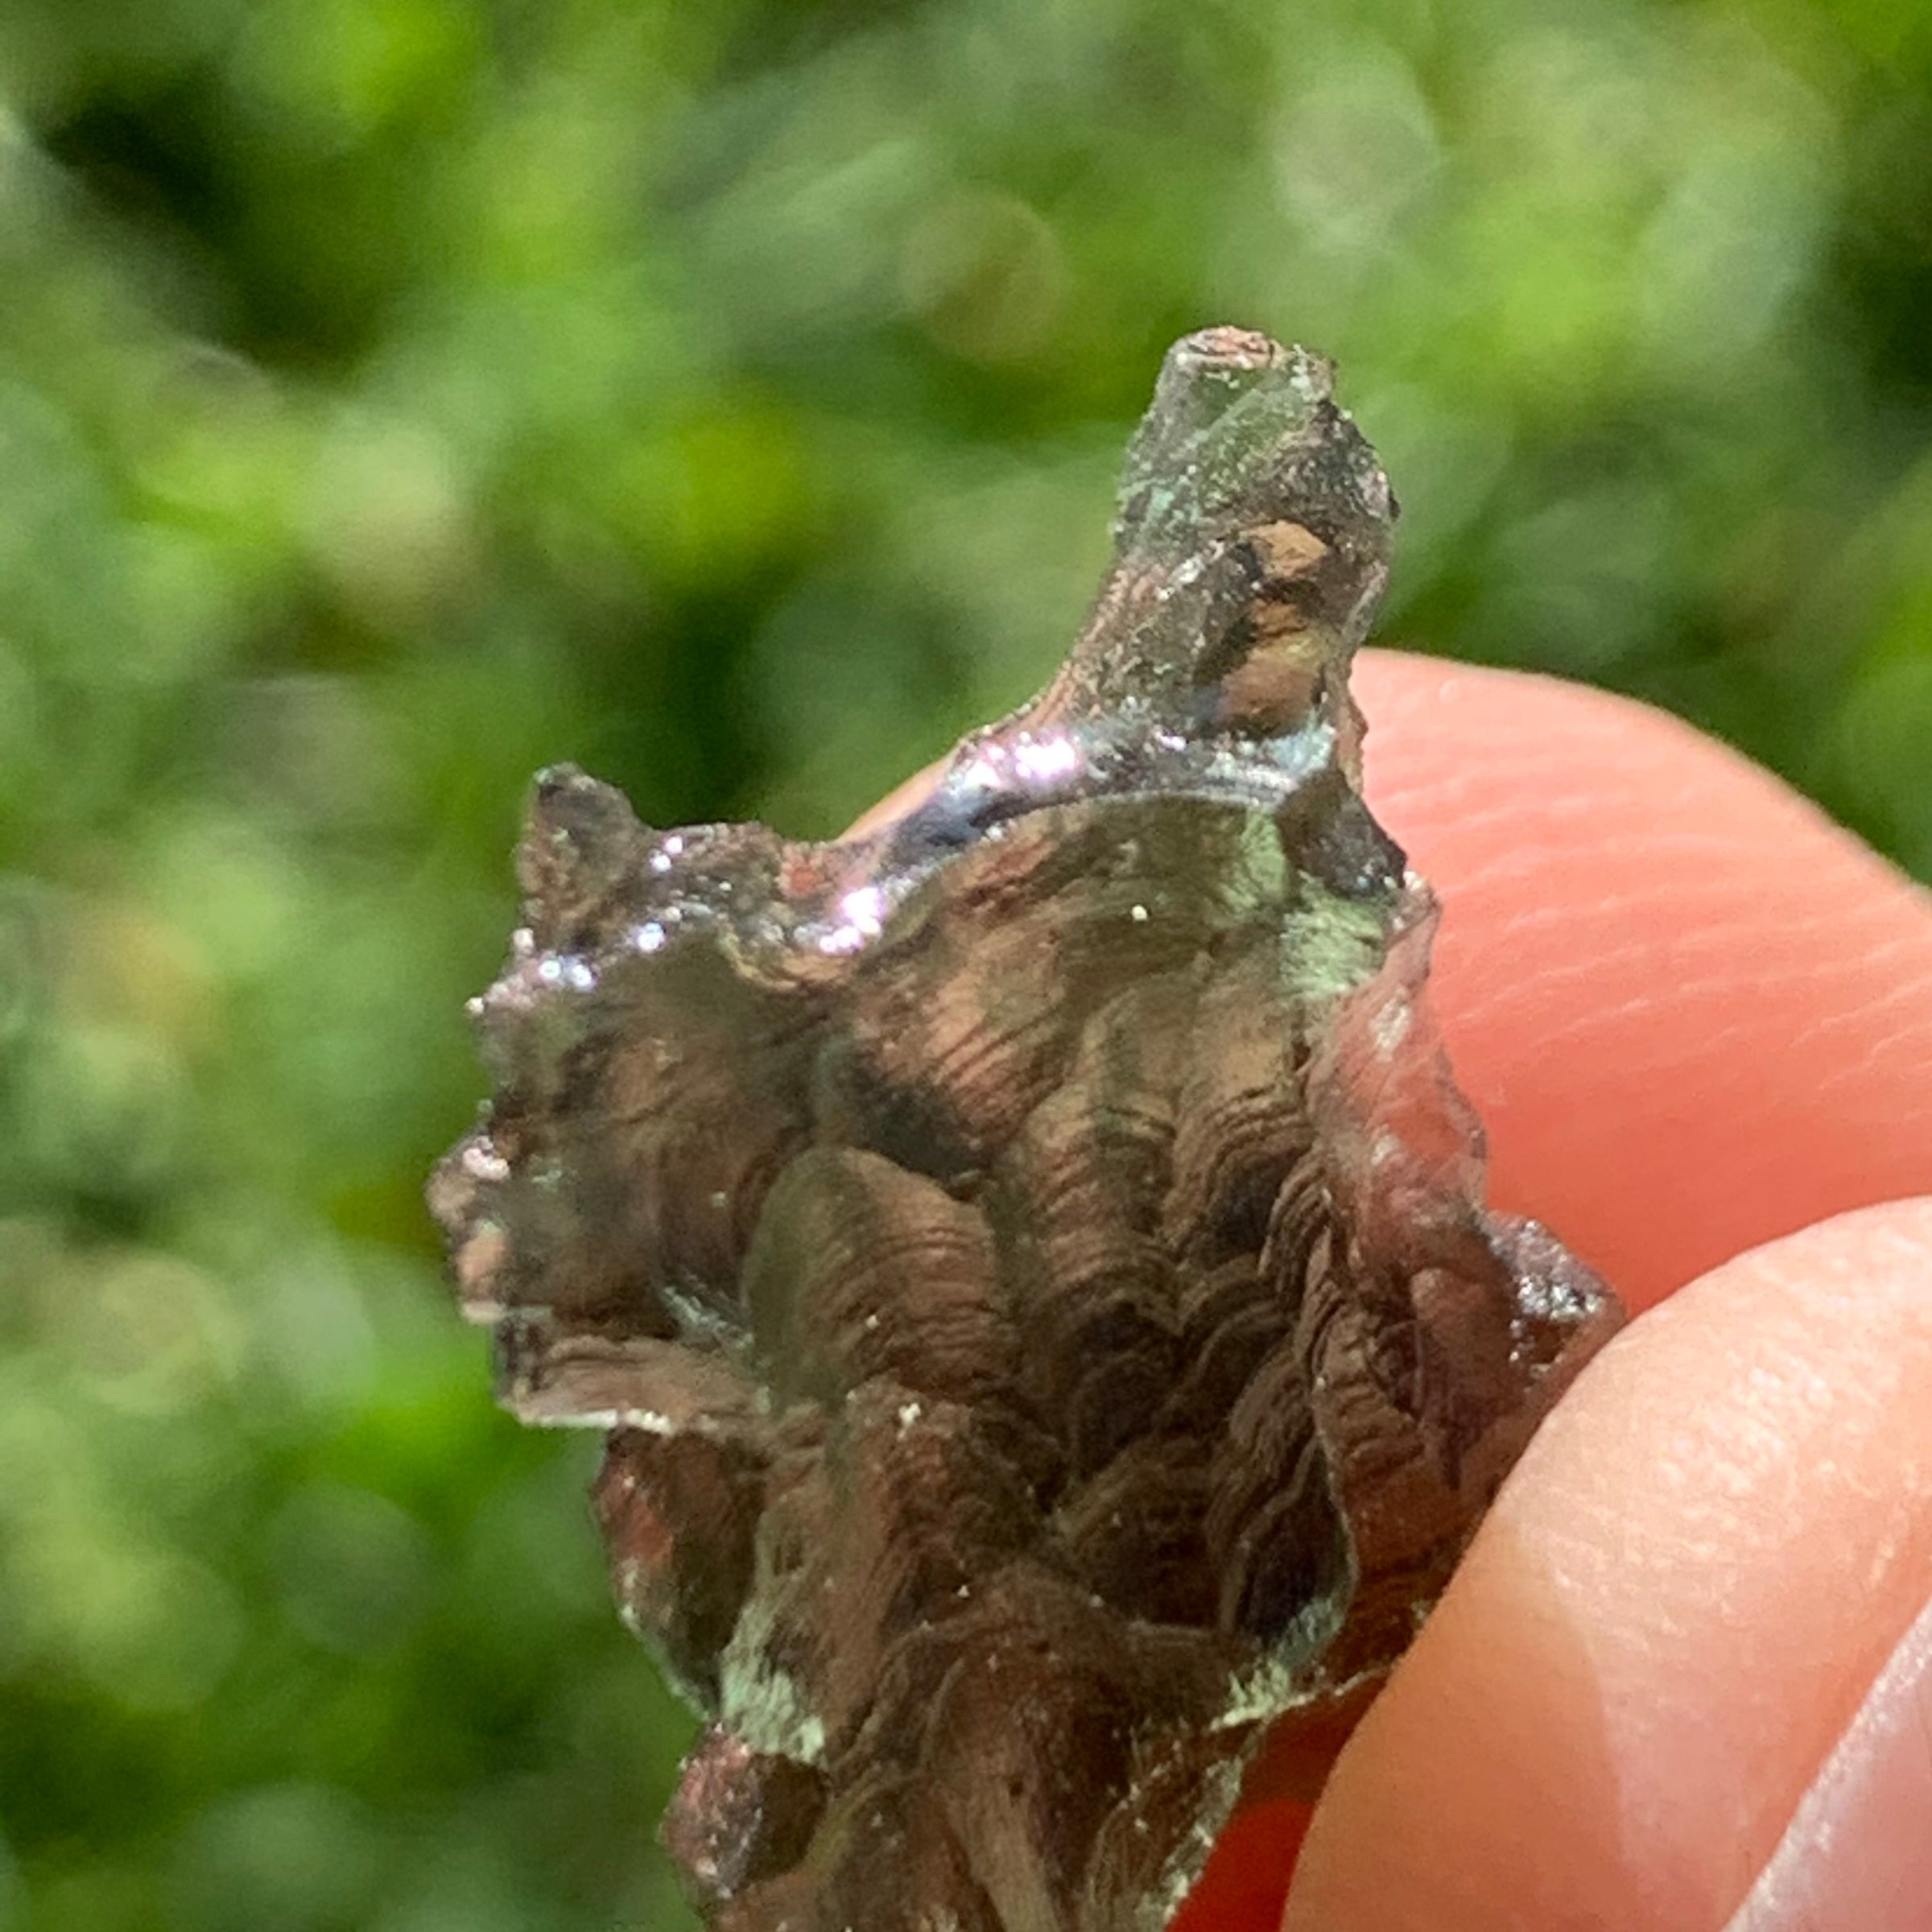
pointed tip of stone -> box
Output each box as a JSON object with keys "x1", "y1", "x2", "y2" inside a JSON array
[
  {"x1": 1113, "y1": 327, "x2": 1383, "y2": 584},
  {"x1": 518, "y1": 766, "x2": 648, "y2": 930},
  {"x1": 532, "y1": 759, "x2": 587, "y2": 793},
  {"x1": 526, "y1": 763, "x2": 637, "y2": 841},
  {"x1": 1159, "y1": 328, "x2": 1333, "y2": 404},
  {"x1": 1168, "y1": 326, "x2": 1295, "y2": 378}
]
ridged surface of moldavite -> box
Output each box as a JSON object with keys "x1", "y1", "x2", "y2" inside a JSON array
[{"x1": 431, "y1": 328, "x2": 1623, "y2": 1932}]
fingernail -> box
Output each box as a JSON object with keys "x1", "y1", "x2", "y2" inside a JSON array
[{"x1": 1725, "y1": 1591, "x2": 1932, "y2": 1930}]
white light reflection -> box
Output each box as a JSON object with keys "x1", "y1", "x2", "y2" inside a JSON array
[
  {"x1": 838, "y1": 885, "x2": 885, "y2": 938},
  {"x1": 1013, "y1": 734, "x2": 1080, "y2": 784}
]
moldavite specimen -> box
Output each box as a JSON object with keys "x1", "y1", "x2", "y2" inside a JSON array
[{"x1": 431, "y1": 328, "x2": 1622, "y2": 1932}]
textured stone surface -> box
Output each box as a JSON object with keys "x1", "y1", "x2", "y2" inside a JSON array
[{"x1": 431, "y1": 328, "x2": 1623, "y2": 1931}]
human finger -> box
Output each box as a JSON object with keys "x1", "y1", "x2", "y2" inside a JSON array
[
  {"x1": 1352, "y1": 651, "x2": 1932, "y2": 1312},
  {"x1": 1280, "y1": 1196, "x2": 1932, "y2": 1932}
]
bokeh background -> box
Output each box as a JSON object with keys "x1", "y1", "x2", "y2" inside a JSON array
[{"x1": 2, "y1": 0, "x2": 1930, "y2": 1926}]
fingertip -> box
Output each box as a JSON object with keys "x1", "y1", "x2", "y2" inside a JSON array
[
  {"x1": 1354, "y1": 652, "x2": 1932, "y2": 1308},
  {"x1": 1282, "y1": 1195, "x2": 1932, "y2": 1932}
]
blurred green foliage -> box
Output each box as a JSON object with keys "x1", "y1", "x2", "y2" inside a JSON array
[{"x1": 2, "y1": 0, "x2": 1930, "y2": 1926}]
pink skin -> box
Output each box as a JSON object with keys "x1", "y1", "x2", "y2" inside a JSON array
[
  {"x1": 1351, "y1": 652, "x2": 1932, "y2": 1316},
  {"x1": 1282, "y1": 1196, "x2": 1932, "y2": 1932},
  {"x1": 853, "y1": 651, "x2": 1932, "y2": 1930}
]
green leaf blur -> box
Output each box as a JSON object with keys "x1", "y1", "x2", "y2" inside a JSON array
[{"x1": 2, "y1": 0, "x2": 1929, "y2": 1926}]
